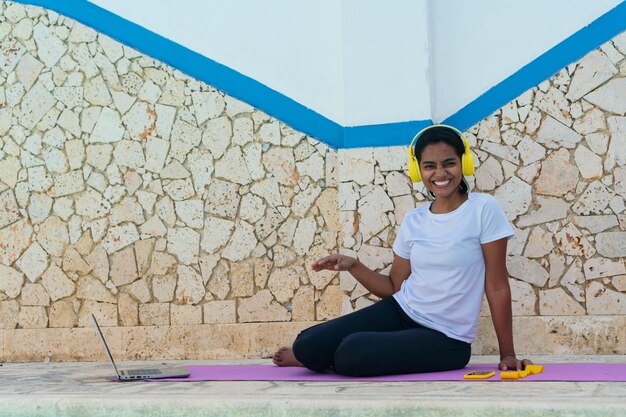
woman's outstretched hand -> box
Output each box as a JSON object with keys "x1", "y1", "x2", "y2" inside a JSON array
[
  {"x1": 311, "y1": 254, "x2": 358, "y2": 272},
  {"x1": 498, "y1": 355, "x2": 533, "y2": 371}
]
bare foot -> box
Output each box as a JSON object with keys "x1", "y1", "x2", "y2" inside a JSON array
[{"x1": 272, "y1": 347, "x2": 304, "y2": 367}]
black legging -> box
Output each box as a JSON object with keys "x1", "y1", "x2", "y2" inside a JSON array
[{"x1": 292, "y1": 297, "x2": 471, "y2": 377}]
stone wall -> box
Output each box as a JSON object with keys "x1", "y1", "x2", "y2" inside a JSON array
[
  {"x1": 0, "y1": 2, "x2": 624, "y2": 361},
  {"x1": 0, "y1": 2, "x2": 338, "y2": 361}
]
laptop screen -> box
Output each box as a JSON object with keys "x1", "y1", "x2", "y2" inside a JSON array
[{"x1": 91, "y1": 314, "x2": 121, "y2": 377}]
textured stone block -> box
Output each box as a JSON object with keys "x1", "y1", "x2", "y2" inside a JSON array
[
  {"x1": 292, "y1": 285, "x2": 315, "y2": 321},
  {"x1": 229, "y1": 260, "x2": 254, "y2": 298},
  {"x1": 203, "y1": 300, "x2": 236, "y2": 324},
  {"x1": 103, "y1": 224, "x2": 139, "y2": 255},
  {"x1": 222, "y1": 221, "x2": 256, "y2": 262},
  {"x1": 150, "y1": 272, "x2": 175, "y2": 306},
  {"x1": 539, "y1": 288, "x2": 585, "y2": 315},
  {"x1": 139, "y1": 303, "x2": 170, "y2": 326},
  {"x1": 21, "y1": 283, "x2": 50, "y2": 306},
  {"x1": 0, "y1": 300, "x2": 20, "y2": 329},
  {"x1": 586, "y1": 282, "x2": 626, "y2": 315},
  {"x1": 107, "y1": 246, "x2": 138, "y2": 287},
  {"x1": 554, "y1": 223, "x2": 596, "y2": 259},
  {"x1": 112, "y1": 289, "x2": 136, "y2": 323},
  {"x1": 535, "y1": 148, "x2": 578, "y2": 196},
  {"x1": 76, "y1": 276, "x2": 116, "y2": 303},
  {"x1": 509, "y1": 279, "x2": 536, "y2": 315},
  {"x1": 595, "y1": 232, "x2": 626, "y2": 258},
  {"x1": 174, "y1": 265, "x2": 205, "y2": 305},
  {"x1": 567, "y1": 50, "x2": 617, "y2": 101},
  {"x1": 583, "y1": 258, "x2": 626, "y2": 280},
  {"x1": 125, "y1": 278, "x2": 151, "y2": 304},
  {"x1": 507, "y1": 257, "x2": 549, "y2": 287},
  {"x1": 0, "y1": 190, "x2": 21, "y2": 229},
  {"x1": 36, "y1": 216, "x2": 69, "y2": 257},
  {"x1": 0, "y1": 219, "x2": 34, "y2": 266},
  {"x1": 49, "y1": 300, "x2": 78, "y2": 328},
  {"x1": 573, "y1": 181, "x2": 614, "y2": 215},
  {"x1": 166, "y1": 227, "x2": 199, "y2": 265},
  {"x1": 19, "y1": 82, "x2": 55, "y2": 129},
  {"x1": 62, "y1": 247, "x2": 91, "y2": 276},
  {"x1": 78, "y1": 300, "x2": 117, "y2": 327},
  {"x1": 0, "y1": 265, "x2": 25, "y2": 299},
  {"x1": 268, "y1": 266, "x2": 303, "y2": 304},
  {"x1": 238, "y1": 290, "x2": 290, "y2": 323},
  {"x1": 171, "y1": 304, "x2": 202, "y2": 325},
  {"x1": 494, "y1": 177, "x2": 532, "y2": 221},
  {"x1": 316, "y1": 285, "x2": 342, "y2": 321},
  {"x1": 17, "y1": 306, "x2": 48, "y2": 328}
]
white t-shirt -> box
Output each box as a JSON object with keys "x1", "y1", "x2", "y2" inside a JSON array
[{"x1": 392, "y1": 193, "x2": 514, "y2": 343}]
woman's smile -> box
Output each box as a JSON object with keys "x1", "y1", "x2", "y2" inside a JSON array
[{"x1": 432, "y1": 179, "x2": 453, "y2": 187}]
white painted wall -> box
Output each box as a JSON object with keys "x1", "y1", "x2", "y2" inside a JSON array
[
  {"x1": 89, "y1": 0, "x2": 432, "y2": 126},
  {"x1": 341, "y1": 0, "x2": 430, "y2": 126},
  {"x1": 429, "y1": 0, "x2": 623, "y2": 122},
  {"x1": 89, "y1": 0, "x2": 347, "y2": 123},
  {"x1": 89, "y1": 0, "x2": 623, "y2": 126}
]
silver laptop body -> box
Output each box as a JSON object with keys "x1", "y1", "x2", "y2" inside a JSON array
[{"x1": 91, "y1": 314, "x2": 191, "y2": 380}]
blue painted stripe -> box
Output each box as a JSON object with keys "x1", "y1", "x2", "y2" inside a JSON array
[
  {"x1": 342, "y1": 120, "x2": 432, "y2": 149},
  {"x1": 444, "y1": 1, "x2": 626, "y2": 131},
  {"x1": 12, "y1": 0, "x2": 626, "y2": 148}
]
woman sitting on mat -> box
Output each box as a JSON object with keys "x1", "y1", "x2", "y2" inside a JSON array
[{"x1": 273, "y1": 124, "x2": 532, "y2": 377}]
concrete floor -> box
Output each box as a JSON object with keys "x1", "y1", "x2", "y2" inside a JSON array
[{"x1": 1, "y1": 355, "x2": 626, "y2": 417}]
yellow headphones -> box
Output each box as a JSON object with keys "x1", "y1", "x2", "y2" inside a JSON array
[{"x1": 407, "y1": 124, "x2": 475, "y2": 183}]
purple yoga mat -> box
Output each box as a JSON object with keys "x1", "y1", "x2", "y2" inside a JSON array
[{"x1": 147, "y1": 363, "x2": 626, "y2": 382}]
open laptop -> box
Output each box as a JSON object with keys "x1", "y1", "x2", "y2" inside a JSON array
[{"x1": 91, "y1": 314, "x2": 191, "y2": 380}]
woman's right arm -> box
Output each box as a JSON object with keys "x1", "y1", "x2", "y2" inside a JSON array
[{"x1": 311, "y1": 254, "x2": 411, "y2": 298}]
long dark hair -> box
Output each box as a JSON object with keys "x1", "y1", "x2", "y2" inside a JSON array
[{"x1": 413, "y1": 126, "x2": 470, "y2": 195}]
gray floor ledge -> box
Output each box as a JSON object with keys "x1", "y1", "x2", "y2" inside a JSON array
[{"x1": 2, "y1": 355, "x2": 626, "y2": 417}]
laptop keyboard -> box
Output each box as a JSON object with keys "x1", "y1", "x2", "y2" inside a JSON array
[{"x1": 126, "y1": 369, "x2": 162, "y2": 376}]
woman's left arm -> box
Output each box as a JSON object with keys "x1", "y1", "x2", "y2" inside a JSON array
[{"x1": 482, "y1": 238, "x2": 532, "y2": 371}]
